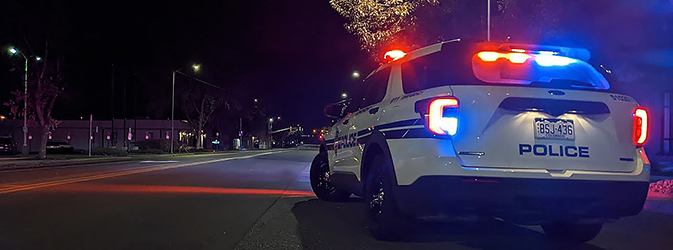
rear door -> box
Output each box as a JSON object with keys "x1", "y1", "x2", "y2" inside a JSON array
[
  {"x1": 451, "y1": 85, "x2": 639, "y2": 173},
  {"x1": 331, "y1": 68, "x2": 391, "y2": 177}
]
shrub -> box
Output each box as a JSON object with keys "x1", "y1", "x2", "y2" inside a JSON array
[
  {"x1": 193, "y1": 148, "x2": 214, "y2": 153},
  {"x1": 91, "y1": 147, "x2": 129, "y2": 156},
  {"x1": 132, "y1": 148, "x2": 164, "y2": 154},
  {"x1": 137, "y1": 139, "x2": 167, "y2": 150}
]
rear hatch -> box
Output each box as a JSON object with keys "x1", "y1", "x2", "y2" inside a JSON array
[
  {"x1": 451, "y1": 85, "x2": 639, "y2": 172},
  {"x1": 402, "y1": 41, "x2": 642, "y2": 173}
]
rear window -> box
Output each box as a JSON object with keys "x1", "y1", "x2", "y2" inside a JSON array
[
  {"x1": 401, "y1": 42, "x2": 610, "y2": 93},
  {"x1": 0, "y1": 138, "x2": 12, "y2": 144},
  {"x1": 401, "y1": 43, "x2": 479, "y2": 93}
]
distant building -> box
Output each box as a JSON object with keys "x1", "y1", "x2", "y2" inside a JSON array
[{"x1": 0, "y1": 119, "x2": 191, "y2": 151}]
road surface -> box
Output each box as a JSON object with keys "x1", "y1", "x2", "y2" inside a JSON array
[{"x1": 0, "y1": 148, "x2": 672, "y2": 250}]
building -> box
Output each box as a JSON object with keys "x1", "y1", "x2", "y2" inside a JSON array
[{"x1": 0, "y1": 118, "x2": 191, "y2": 152}]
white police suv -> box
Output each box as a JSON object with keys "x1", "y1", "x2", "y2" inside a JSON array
[{"x1": 310, "y1": 39, "x2": 650, "y2": 242}]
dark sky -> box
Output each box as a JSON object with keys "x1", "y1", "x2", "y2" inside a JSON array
[
  {"x1": 0, "y1": 0, "x2": 376, "y2": 130},
  {"x1": 2, "y1": 0, "x2": 671, "y2": 132}
]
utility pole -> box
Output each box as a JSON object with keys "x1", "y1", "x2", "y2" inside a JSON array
[
  {"x1": 110, "y1": 64, "x2": 115, "y2": 148},
  {"x1": 239, "y1": 117, "x2": 243, "y2": 150},
  {"x1": 89, "y1": 115, "x2": 93, "y2": 157},
  {"x1": 134, "y1": 73, "x2": 138, "y2": 152},
  {"x1": 123, "y1": 70, "x2": 127, "y2": 152}
]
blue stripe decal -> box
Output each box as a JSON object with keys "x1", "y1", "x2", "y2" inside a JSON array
[
  {"x1": 382, "y1": 128, "x2": 440, "y2": 139},
  {"x1": 357, "y1": 130, "x2": 371, "y2": 137},
  {"x1": 375, "y1": 118, "x2": 420, "y2": 130},
  {"x1": 324, "y1": 118, "x2": 426, "y2": 146}
]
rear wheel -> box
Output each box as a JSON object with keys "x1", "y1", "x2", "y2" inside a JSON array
[
  {"x1": 310, "y1": 152, "x2": 350, "y2": 201},
  {"x1": 364, "y1": 155, "x2": 409, "y2": 241},
  {"x1": 542, "y1": 222, "x2": 603, "y2": 243}
]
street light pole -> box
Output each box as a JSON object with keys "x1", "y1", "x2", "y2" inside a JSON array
[
  {"x1": 170, "y1": 65, "x2": 218, "y2": 154},
  {"x1": 171, "y1": 70, "x2": 176, "y2": 155},
  {"x1": 8, "y1": 47, "x2": 39, "y2": 155},
  {"x1": 22, "y1": 53, "x2": 28, "y2": 155}
]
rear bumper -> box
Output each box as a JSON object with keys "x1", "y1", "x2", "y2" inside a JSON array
[{"x1": 393, "y1": 176, "x2": 648, "y2": 224}]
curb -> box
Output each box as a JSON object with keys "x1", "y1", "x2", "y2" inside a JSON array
[{"x1": 0, "y1": 157, "x2": 136, "y2": 172}]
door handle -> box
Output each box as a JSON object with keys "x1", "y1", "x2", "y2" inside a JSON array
[{"x1": 369, "y1": 107, "x2": 379, "y2": 115}]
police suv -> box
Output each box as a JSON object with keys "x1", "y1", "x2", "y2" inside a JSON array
[{"x1": 310, "y1": 39, "x2": 650, "y2": 242}]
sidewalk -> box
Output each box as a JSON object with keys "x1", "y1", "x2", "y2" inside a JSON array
[
  {"x1": 0, "y1": 151, "x2": 234, "y2": 171},
  {"x1": 0, "y1": 156, "x2": 138, "y2": 171}
]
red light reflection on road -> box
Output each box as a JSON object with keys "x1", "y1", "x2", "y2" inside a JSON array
[{"x1": 41, "y1": 184, "x2": 315, "y2": 197}]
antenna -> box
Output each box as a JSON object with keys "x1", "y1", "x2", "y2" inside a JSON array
[{"x1": 487, "y1": 0, "x2": 491, "y2": 41}]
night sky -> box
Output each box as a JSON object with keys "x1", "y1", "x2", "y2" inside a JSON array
[
  {"x1": 2, "y1": 0, "x2": 672, "y2": 133},
  {"x1": 0, "y1": 0, "x2": 377, "y2": 130}
]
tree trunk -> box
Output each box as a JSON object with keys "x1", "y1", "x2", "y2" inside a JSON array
[
  {"x1": 196, "y1": 122, "x2": 203, "y2": 149},
  {"x1": 197, "y1": 99, "x2": 205, "y2": 149},
  {"x1": 38, "y1": 127, "x2": 49, "y2": 159}
]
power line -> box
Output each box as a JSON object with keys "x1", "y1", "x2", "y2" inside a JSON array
[{"x1": 175, "y1": 70, "x2": 224, "y2": 91}]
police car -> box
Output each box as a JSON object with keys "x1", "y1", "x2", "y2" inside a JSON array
[{"x1": 310, "y1": 39, "x2": 650, "y2": 242}]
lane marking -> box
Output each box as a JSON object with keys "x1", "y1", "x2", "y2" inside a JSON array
[
  {"x1": 139, "y1": 160, "x2": 180, "y2": 164},
  {"x1": 33, "y1": 183, "x2": 315, "y2": 196},
  {"x1": 0, "y1": 151, "x2": 285, "y2": 194}
]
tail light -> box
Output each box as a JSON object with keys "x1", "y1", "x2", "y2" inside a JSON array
[
  {"x1": 415, "y1": 97, "x2": 459, "y2": 136},
  {"x1": 633, "y1": 107, "x2": 648, "y2": 146}
]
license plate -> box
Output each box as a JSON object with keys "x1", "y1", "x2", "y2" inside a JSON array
[{"x1": 534, "y1": 118, "x2": 574, "y2": 140}]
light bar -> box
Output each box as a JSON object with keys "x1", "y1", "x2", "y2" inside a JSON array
[
  {"x1": 534, "y1": 54, "x2": 577, "y2": 66},
  {"x1": 476, "y1": 51, "x2": 577, "y2": 66},
  {"x1": 384, "y1": 50, "x2": 407, "y2": 61}
]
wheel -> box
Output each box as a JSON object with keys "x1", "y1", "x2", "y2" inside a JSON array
[
  {"x1": 364, "y1": 155, "x2": 409, "y2": 241},
  {"x1": 542, "y1": 222, "x2": 603, "y2": 243},
  {"x1": 310, "y1": 152, "x2": 351, "y2": 202}
]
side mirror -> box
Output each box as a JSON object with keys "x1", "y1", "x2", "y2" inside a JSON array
[{"x1": 324, "y1": 103, "x2": 345, "y2": 119}]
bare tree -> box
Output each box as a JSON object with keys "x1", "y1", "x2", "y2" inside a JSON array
[
  {"x1": 329, "y1": 0, "x2": 579, "y2": 59},
  {"x1": 182, "y1": 89, "x2": 226, "y2": 149},
  {"x1": 329, "y1": 0, "x2": 439, "y2": 57},
  {"x1": 4, "y1": 47, "x2": 66, "y2": 159}
]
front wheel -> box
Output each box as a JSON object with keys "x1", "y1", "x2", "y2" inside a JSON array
[
  {"x1": 542, "y1": 222, "x2": 603, "y2": 243},
  {"x1": 310, "y1": 152, "x2": 350, "y2": 202}
]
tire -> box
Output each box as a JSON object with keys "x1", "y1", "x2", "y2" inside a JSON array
[
  {"x1": 310, "y1": 152, "x2": 351, "y2": 202},
  {"x1": 542, "y1": 222, "x2": 603, "y2": 243},
  {"x1": 364, "y1": 154, "x2": 409, "y2": 241}
]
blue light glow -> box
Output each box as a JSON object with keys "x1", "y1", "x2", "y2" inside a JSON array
[
  {"x1": 534, "y1": 54, "x2": 577, "y2": 67},
  {"x1": 439, "y1": 117, "x2": 458, "y2": 136}
]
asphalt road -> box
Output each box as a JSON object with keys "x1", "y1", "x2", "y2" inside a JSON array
[{"x1": 0, "y1": 148, "x2": 672, "y2": 250}]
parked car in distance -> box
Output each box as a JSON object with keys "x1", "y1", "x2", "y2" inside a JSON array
[
  {"x1": 46, "y1": 141, "x2": 75, "y2": 154},
  {"x1": 0, "y1": 137, "x2": 18, "y2": 155}
]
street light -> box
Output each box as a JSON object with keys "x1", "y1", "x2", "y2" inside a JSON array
[
  {"x1": 7, "y1": 47, "x2": 31, "y2": 155},
  {"x1": 171, "y1": 65, "x2": 211, "y2": 155},
  {"x1": 341, "y1": 92, "x2": 348, "y2": 99},
  {"x1": 352, "y1": 71, "x2": 360, "y2": 78}
]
